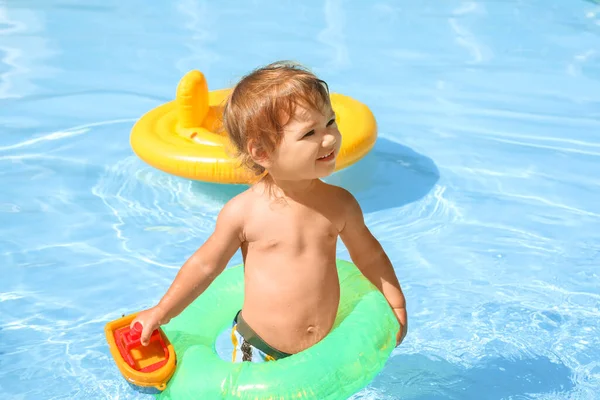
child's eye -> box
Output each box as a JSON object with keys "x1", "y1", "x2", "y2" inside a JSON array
[
  {"x1": 326, "y1": 118, "x2": 336, "y2": 127},
  {"x1": 303, "y1": 130, "x2": 315, "y2": 138}
]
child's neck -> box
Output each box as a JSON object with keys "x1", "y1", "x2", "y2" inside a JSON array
[{"x1": 266, "y1": 176, "x2": 318, "y2": 197}]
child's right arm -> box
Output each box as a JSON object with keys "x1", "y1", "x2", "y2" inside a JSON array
[{"x1": 131, "y1": 197, "x2": 245, "y2": 345}]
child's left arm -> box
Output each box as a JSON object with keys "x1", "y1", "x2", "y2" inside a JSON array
[{"x1": 338, "y1": 189, "x2": 407, "y2": 345}]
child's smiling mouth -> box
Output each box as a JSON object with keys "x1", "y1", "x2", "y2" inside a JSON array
[{"x1": 317, "y1": 150, "x2": 335, "y2": 162}]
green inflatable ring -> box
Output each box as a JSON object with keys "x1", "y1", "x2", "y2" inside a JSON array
[{"x1": 158, "y1": 259, "x2": 398, "y2": 399}]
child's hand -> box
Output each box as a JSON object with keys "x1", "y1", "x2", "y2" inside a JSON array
[
  {"x1": 130, "y1": 306, "x2": 168, "y2": 346},
  {"x1": 393, "y1": 307, "x2": 407, "y2": 346}
]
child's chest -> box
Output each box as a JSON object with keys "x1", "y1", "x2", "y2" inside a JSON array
[{"x1": 245, "y1": 200, "x2": 341, "y2": 246}]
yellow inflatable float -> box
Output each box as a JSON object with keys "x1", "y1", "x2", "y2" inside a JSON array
[{"x1": 130, "y1": 70, "x2": 377, "y2": 184}]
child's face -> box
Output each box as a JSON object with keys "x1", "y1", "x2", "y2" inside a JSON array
[{"x1": 267, "y1": 102, "x2": 341, "y2": 181}]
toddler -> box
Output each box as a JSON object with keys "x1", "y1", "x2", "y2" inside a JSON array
[{"x1": 132, "y1": 61, "x2": 407, "y2": 362}]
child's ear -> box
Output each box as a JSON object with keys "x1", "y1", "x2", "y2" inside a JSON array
[{"x1": 248, "y1": 140, "x2": 271, "y2": 169}]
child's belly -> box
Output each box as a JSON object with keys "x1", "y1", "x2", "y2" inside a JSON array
[{"x1": 240, "y1": 250, "x2": 341, "y2": 355}]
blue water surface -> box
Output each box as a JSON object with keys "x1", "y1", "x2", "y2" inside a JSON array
[{"x1": 1, "y1": 0, "x2": 600, "y2": 399}]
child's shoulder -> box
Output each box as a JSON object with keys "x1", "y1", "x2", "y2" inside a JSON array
[
  {"x1": 319, "y1": 181, "x2": 356, "y2": 200},
  {"x1": 221, "y1": 186, "x2": 256, "y2": 212},
  {"x1": 318, "y1": 181, "x2": 362, "y2": 213},
  {"x1": 216, "y1": 187, "x2": 256, "y2": 224}
]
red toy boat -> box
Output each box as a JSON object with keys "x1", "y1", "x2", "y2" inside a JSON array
[{"x1": 105, "y1": 313, "x2": 176, "y2": 392}]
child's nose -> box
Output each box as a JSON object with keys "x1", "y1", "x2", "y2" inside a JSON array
[{"x1": 322, "y1": 132, "x2": 337, "y2": 148}]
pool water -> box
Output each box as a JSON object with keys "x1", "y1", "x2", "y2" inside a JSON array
[{"x1": 1, "y1": 0, "x2": 599, "y2": 399}]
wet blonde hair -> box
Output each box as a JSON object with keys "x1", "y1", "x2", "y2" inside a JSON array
[{"x1": 222, "y1": 61, "x2": 331, "y2": 177}]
